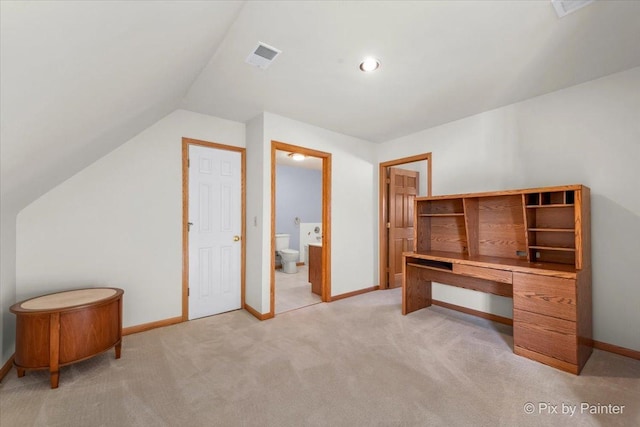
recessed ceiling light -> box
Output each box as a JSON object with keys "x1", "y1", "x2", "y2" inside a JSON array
[
  {"x1": 288, "y1": 153, "x2": 305, "y2": 161},
  {"x1": 359, "y1": 57, "x2": 380, "y2": 72}
]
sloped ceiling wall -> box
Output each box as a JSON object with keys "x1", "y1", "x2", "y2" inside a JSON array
[
  {"x1": 3, "y1": 1, "x2": 640, "y2": 215},
  {"x1": 0, "y1": 1, "x2": 244, "y2": 213}
]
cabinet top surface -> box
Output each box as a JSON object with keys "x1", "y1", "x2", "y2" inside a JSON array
[
  {"x1": 11, "y1": 287, "x2": 124, "y2": 313},
  {"x1": 416, "y1": 184, "x2": 588, "y2": 201},
  {"x1": 404, "y1": 251, "x2": 578, "y2": 278}
]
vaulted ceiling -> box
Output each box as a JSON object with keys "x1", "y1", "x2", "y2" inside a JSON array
[{"x1": 2, "y1": 0, "x2": 640, "y2": 214}]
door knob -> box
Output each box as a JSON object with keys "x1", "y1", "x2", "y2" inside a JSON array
[{"x1": 233, "y1": 235, "x2": 241, "y2": 242}]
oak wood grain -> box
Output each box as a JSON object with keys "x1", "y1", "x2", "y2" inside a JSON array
[
  {"x1": 11, "y1": 288, "x2": 123, "y2": 389},
  {"x1": 514, "y1": 308, "x2": 577, "y2": 364},
  {"x1": 514, "y1": 345, "x2": 579, "y2": 375},
  {"x1": 402, "y1": 259, "x2": 432, "y2": 315},
  {"x1": 452, "y1": 264, "x2": 513, "y2": 284},
  {"x1": 379, "y1": 153, "x2": 432, "y2": 290},
  {"x1": 415, "y1": 184, "x2": 585, "y2": 201},
  {"x1": 513, "y1": 273, "x2": 576, "y2": 321}
]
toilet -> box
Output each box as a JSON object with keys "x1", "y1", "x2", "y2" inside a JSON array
[{"x1": 275, "y1": 234, "x2": 299, "y2": 274}]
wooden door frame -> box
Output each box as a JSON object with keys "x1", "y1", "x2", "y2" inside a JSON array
[
  {"x1": 271, "y1": 140, "x2": 332, "y2": 316},
  {"x1": 379, "y1": 153, "x2": 431, "y2": 290},
  {"x1": 181, "y1": 137, "x2": 246, "y2": 321}
]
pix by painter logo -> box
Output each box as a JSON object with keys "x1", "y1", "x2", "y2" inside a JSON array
[
  {"x1": 524, "y1": 402, "x2": 578, "y2": 416},
  {"x1": 524, "y1": 401, "x2": 625, "y2": 416}
]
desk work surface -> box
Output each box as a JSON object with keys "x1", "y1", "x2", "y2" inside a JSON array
[
  {"x1": 402, "y1": 252, "x2": 592, "y2": 375},
  {"x1": 404, "y1": 251, "x2": 577, "y2": 278}
]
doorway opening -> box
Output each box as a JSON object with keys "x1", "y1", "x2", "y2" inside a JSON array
[
  {"x1": 271, "y1": 141, "x2": 331, "y2": 316},
  {"x1": 181, "y1": 137, "x2": 246, "y2": 321},
  {"x1": 379, "y1": 153, "x2": 431, "y2": 289}
]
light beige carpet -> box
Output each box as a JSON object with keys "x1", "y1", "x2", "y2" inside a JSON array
[{"x1": 1, "y1": 288, "x2": 638, "y2": 426}]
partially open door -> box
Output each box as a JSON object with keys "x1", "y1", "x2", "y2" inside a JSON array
[{"x1": 387, "y1": 168, "x2": 418, "y2": 288}]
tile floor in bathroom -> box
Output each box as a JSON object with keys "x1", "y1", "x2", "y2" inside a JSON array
[{"x1": 275, "y1": 265, "x2": 322, "y2": 314}]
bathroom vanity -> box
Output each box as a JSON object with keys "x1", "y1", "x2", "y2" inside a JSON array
[{"x1": 308, "y1": 243, "x2": 322, "y2": 296}]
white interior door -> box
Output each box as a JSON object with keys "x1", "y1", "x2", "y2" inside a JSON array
[{"x1": 188, "y1": 144, "x2": 241, "y2": 319}]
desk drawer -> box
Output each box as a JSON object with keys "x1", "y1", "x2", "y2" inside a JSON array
[
  {"x1": 452, "y1": 264, "x2": 512, "y2": 284},
  {"x1": 513, "y1": 273, "x2": 576, "y2": 321},
  {"x1": 514, "y1": 309, "x2": 577, "y2": 364}
]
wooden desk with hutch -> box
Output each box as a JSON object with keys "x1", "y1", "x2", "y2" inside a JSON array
[{"x1": 402, "y1": 185, "x2": 592, "y2": 374}]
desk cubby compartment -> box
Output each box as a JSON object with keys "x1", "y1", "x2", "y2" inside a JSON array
[
  {"x1": 526, "y1": 203, "x2": 576, "y2": 265},
  {"x1": 416, "y1": 215, "x2": 468, "y2": 254},
  {"x1": 416, "y1": 198, "x2": 468, "y2": 254},
  {"x1": 469, "y1": 195, "x2": 527, "y2": 260},
  {"x1": 407, "y1": 258, "x2": 453, "y2": 272},
  {"x1": 526, "y1": 190, "x2": 575, "y2": 207},
  {"x1": 525, "y1": 193, "x2": 540, "y2": 206},
  {"x1": 526, "y1": 205, "x2": 574, "y2": 229},
  {"x1": 418, "y1": 199, "x2": 464, "y2": 216},
  {"x1": 529, "y1": 244, "x2": 576, "y2": 265},
  {"x1": 528, "y1": 229, "x2": 575, "y2": 248}
]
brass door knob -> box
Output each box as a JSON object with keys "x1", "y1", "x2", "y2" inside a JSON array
[{"x1": 233, "y1": 235, "x2": 241, "y2": 242}]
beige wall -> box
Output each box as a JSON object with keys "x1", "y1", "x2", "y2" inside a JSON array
[
  {"x1": 14, "y1": 108, "x2": 377, "y2": 329},
  {"x1": 1, "y1": 208, "x2": 17, "y2": 365},
  {"x1": 244, "y1": 114, "x2": 269, "y2": 312},
  {"x1": 16, "y1": 110, "x2": 245, "y2": 328},
  {"x1": 376, "y1": 67, "x2": 640, "y2": 351},
  {"x1": 245, "y1": 112, "x2": 377, "y2": 314},
  {"x1": 266, "y1": 113, "x2": 377, "y2": 299}
]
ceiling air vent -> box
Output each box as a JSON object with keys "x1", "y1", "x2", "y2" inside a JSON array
[
  {"x1": 551, "y1": 0, "x2": 595, "y2": 18},
  {"x1": 245, "y1": 42, "x2": 281, "y2": 70}
]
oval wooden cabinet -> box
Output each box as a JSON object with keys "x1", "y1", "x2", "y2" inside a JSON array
[{"x1": 10, "y1": 287, "x2": 124, "y2": 388}]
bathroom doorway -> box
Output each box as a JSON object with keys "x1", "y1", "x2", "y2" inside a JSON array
[
  {"x1": 271, "y1": 141, "x2": 331, "y2": 316},
  {"x1": 379, "y1": 153, "x2": 432, "y2": 289}
]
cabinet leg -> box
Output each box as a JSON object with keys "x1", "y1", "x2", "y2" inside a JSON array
[
  {"x1": 115, "y1": 342, "x2": 121, "y2": 359},
  {"x1": 49, "y1": 312, "x2": 60, "y2": 388},
  {"x1": 17, "y1": 367, "x2": 25, "y2": 378},
  {"x1": 50, "y1": 370, "x2": 59, "y2": 389},
  {"x1": 403, "y1": 265, "x2": 432, "y2": 315}
]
